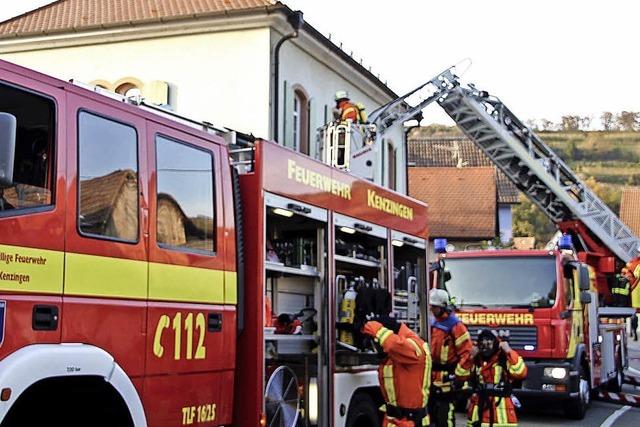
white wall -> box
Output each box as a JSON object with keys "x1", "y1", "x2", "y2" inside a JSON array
[
  {"x1": 1, "y1": 29, "x2": 272, "y2": 137},
  {"x1": 275, "y1": 30, "x2": 407, "y2": 193}
]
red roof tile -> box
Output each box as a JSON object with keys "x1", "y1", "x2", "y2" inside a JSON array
[
  {"x1": 621, "y1": 187, "x2": 640, "y2": 236},
  {"x1": 0, "y1": 0, "x2": 278, "y2": 37},
  {"x1": 408, "y1": 135, "x2": 519, "y2": 204},
  {"x1": 408, "y1": 167, "x2": 496, "y2": 239}
]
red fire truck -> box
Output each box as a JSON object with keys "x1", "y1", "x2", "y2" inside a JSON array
[
  {"x1": 417, "y1": 67, "x2": 640, "y2": 418},
  {"x1": 435, "y1": 244, "x2": 635, "y2": 419},
  {"x1": 0, "y1": 59, "x2": 430, "y2": 426}
]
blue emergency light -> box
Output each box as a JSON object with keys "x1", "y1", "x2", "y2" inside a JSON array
[
  {"x1": 434, "y1": 238, "x2": 448, "y2": 254},
  {"x1": 558, "y1": 234, "x2": 573, "y2": 250}
]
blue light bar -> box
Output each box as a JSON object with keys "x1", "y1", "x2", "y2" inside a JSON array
[
  {"x1": 434, "y1": 238, "x2": 448, "y2": 254},
  {"x1": 558, "y1": 234, "x2": 573, "y2": 250}
]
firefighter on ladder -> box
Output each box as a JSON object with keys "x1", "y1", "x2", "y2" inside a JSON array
[
  {"x1": 466, "y1": 330, "x2": 527, "y2": 427},
  {"x1": 428, "y1": 289, "x2": 473, "y2": 427},
  {"x1": 362, "y1": 316, "x2": 432, "y2": 426}
]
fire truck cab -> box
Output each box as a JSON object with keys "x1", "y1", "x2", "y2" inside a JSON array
[
  {"x1": 0, "y1": 58, "x2": 430, "y2": 427},
  {"x1": 434, "y1": 241, "x2": 633, "y2": 419}
]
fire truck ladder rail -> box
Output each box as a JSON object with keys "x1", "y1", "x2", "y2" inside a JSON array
[
  {"x1": 596, "y1": 390, "x2": 640, "y2": 408},
  {"x1": 437, "y1": 85, "x2": 639, "y2": 262}
]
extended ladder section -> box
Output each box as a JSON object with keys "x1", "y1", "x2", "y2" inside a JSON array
[{"x1": 437, "y1": 83, "x2": 639, "y2": 262}]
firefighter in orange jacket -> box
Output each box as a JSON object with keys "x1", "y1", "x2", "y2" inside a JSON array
[
  {"x1": 363, "y1": 316, "x2": 432, "y2": 427},
  {"x1": 429, "y1": 289, "x2": 473, "y2": 427},
  {"x1": 466, "y1": 330, "x2": 527, "y2": 427},
  {"x1": 334, "y1": 90, "x2": 367, "y2": 123}
]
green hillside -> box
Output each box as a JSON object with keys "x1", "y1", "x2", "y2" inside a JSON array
[{"x1": 416, "y1": 126, "x2": 640, "y2": 245}]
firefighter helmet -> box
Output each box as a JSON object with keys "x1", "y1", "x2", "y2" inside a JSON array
[
  {"x1": 335, "y1": 90, "x2": 350, "y2": 102},
  {"x1": 429, "y1": 288, "x2": 450, "y2": 308}
]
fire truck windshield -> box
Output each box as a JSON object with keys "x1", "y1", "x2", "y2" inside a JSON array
[{"x1": 443, "y1": 256, "x2": 558, "y2": 308}]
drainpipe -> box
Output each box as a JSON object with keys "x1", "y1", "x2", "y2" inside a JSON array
[{"x1": 272, "y1": 10, "x2": 304, "y2": 142}]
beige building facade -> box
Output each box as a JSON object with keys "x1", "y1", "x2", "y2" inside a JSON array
[{"x1": 0, "y1": 0, "x2": 407, "y2": 192}]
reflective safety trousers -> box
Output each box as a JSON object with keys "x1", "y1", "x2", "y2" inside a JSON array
[
  {"x1": 376, "y1": 324, "x2": 432, "y2": 427},
  {"x1": 466, "y1": 350, "x2": 527, "y2": 427}
]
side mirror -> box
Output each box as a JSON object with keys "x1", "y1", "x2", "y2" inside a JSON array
[
  {"x1": 580, "y1": 291, "x2": 592, "y2": 305},
  {"x1": 579, "y1": 265, "x2": 590, "y2": 291},
  {"x1": 0, "y1": 113, "x2": 17, "y2": 188}
]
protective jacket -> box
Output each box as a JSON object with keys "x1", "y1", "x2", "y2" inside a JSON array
[
  {"x1": 366, "y1": 322, "x2": 432, "y2": 427},
  {"x1": 430, "y1": 312, "x2": 473, "y2": 426},
  {"x1": 466, "y1": 349, "x2": 527, "y2": 427},
  {"x1": 431, "y1": 312, "x2": 473, "y2": 391},
  {"x1": 337, "y1": 100, "x2": 366, "y2": 123}
]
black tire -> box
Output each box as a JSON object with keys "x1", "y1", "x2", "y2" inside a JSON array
[
  {"x1": 346, "y1": 393, "x2": 380, "y2": 427},
  {"x1": 564, "y1": 364, "x2": 591, "y2": 420}
]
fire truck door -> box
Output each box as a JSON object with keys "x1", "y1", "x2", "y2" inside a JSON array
[
  {"x1": 0, "y1": 75, "x2": 65, "y2": 355},
  {"x1": 62, "y1": 95, "x2": 149, "y2": 381},
  {"x1": 143, "y1": 121, "x2": 234, "y2": 426}
]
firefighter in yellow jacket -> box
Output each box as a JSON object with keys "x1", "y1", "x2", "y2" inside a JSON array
[
  {"x1": 466, "y1": 329, "x2": 527, "y2": 427},
  {"x1": 363, "y1": 316, "x2": 432, "y2": 427}
]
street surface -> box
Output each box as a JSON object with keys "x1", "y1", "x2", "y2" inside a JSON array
[{"x1": 454, "y1": 338, "x2": 640, "y2": 426}]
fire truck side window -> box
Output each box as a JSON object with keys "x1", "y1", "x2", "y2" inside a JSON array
[
  {"x1": 563, "y1": 264, "x2": 575, "y2": 307},
  {"x1": 0, "y1": 82, "x2": 55, "y2": 213},
  {"x1": 155, "y1": 135, "x2": 215, "y2": 253},
  {"x1": 78, "y1": 111, "x2": 139, "y2": 241}
]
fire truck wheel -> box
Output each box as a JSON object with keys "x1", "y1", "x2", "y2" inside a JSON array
[
  {"x1": 564, "y1": 364, "x2": 590, "y2": 420},
  {"x1": 345, "y1": 393, "x2": 380, "y2": 427}
]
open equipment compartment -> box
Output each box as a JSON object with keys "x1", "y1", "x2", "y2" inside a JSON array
[
  {"x1": 390, "y1": 230, "x2": 428, "y2": 337},
  {"x1": 334, "y1": 213, "x2": 390, "y2": 367},
  {"x1": 263, "y1": 192, "x2": 327, "y2": 427}
]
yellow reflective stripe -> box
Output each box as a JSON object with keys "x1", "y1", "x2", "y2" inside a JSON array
[
  {"x1": 496, "y1": 397, "x2": 508, "y2": 424},
  {"x1": 509, "y1": 357, "x2": 526, "y2": 375},
  {"x1": 149, "y1": 262, "x2": 225, "y2": 303},
  {"x1": 494, "y1": 364, "x2": 502, "y2": 384},
  {"x1": 440, "y1": 341, "x2": 449, "y2": 364},
  {"x1": 455, "y1": 331, "x2": 470, "y2": 347},
  {"x1": 66, "y1": 252, "x2": 146, "y2": 299},
  {"x1": 224, "y1": 271, "x2": 237, "y2": 304},
  {"x1": 383, "y1": 364, "x2": 397, "y2": 405},
  {"x1": 634, "y1": 264, "x2": 640, "y2": 278},
  {"x1": 421, "y1": 342, "x2": 432, "y2": 407},
  {"x1": 377, "y1": 327, "x2": 393, "y2": 345},
  {"x1": 613, "y1": 288, "x2": 629, "y2": 295},
  {"x1": 455, "y1": 363, "x2": 470, "y2": 377},
  {"x1": 408, "y1": 338, "x2": 423, "y2": 357},
  {"x1": 447, "y1": 402, "x2": 454, "y2": 427},
  {"x1": 0, "y1": 244, "x2": 63, "y2": 294}
]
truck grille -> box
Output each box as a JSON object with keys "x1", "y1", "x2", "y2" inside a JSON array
[{"x1": 466, "y1": 326, "x2": 537, "y2": 350}]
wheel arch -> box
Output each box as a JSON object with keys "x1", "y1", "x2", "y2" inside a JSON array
[{"x1": 0, "y1": 344, "x2": 146, "y2": 427}]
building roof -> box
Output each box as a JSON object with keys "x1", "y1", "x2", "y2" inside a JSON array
[
  {"x1": 408, "y1": 135, "x2": 519, "y2": 204},
  {"x1": 0, "y1": 0, "x2": 397, "y2": 99},
  {"x1": 408, "y1": 167, "x2": 497, "y2": 239},
  {"x1": 620, "y1": 187, "x2": 640, "y2": 236},
  {"x1": 0, "y1": 0, "x2": 277, "y2": 36}
]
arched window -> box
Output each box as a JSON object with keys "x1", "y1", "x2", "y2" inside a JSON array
[{"x1": 293, "y1": 88, "x2": 309, "y2": 155}]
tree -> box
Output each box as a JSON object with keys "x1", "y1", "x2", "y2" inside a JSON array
[
  {"x1": 601, "y1": 111, "x2": 616, "y2": 131},
  {"x1": 560, "y1": 115, "x2": 581, "y2": 131},
  {"x1": 525, "y1": 119, "x2": 539, "y2": 131},
  {"x1": 579, "y1": 116, "x2": 591, "y2": 130},
  {"x1": 540, "y1": 119, "x2": 555, "y2": 131},
  {"x1": 616, "y1": 111, "x2": 639, "y2": 131},
  {"x1": 512, "y1": 194, "x2": 556, "y2": 247}
]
